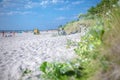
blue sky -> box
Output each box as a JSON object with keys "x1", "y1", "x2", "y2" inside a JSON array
[{"x1": 0, "y1": 0, "x2": 101, "y2": 30}]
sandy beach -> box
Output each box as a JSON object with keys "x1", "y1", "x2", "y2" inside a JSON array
[{"x1": 0, "y1": 30, "x2": 86, "y2": 80}]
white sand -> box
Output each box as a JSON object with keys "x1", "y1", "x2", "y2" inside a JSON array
[{"x1": 0, "y1": 30, "x2": 86, "y2": 80}]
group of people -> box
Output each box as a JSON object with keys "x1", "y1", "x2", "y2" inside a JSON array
[
  {"x1": 58, "y1": 28, "x2": 66, "y2": 35},
  {"x1": 1, "y1": 31, "x2": 15, "y2": 37}
]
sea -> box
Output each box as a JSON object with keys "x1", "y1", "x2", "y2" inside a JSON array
[
  {"x1": 0, "y1": 30, "x2": 32, "y2": 33},
  {"x1": 0, "y1": 29, "x2": 58, "y2": 33}
]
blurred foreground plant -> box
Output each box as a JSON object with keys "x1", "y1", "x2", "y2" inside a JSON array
[
  {"x1": 96, "y1": 6, "x2": 120, "y2": 80},
  {"x1": 40, "y1": 60, "x2": 83, "y2": 80}
]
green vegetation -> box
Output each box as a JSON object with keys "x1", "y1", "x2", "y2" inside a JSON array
[
  {"x1": 40, "y1": 0, "x2": 120, "y2": 80},
  {"x1": 97, "y1": 6, "x2": 120, "y2": 80},
  {"x1": 74, "y1": 19, "x2": 104, "y2": 80},
  {"x1": 40, "y1": 60, "x2": 82, "y2": 80},
  {"x1": 66, "y1": 39, "x2": 78, "y2": 48},
  {"x1": 22, "y1": 68, "x2": 32, "y2": 76},
  {"x1": 88, "y1": 0, "x2": 119, "y2": 16}
]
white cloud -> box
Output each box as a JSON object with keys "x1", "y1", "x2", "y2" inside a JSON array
[
  {"x1": 40, "y1": 0, "x2": 49, "y2": 7},
  {"x1": 39, "y1": 0, "x2": 65, "y2": 8},
  {"x1": 24, "y1": 1, "x2": 33, "y2": 9},
  {"x1": 24, "y1": 1, "x2": 40, "y2": 9},
  {"x1": 24, "y1": 0, "x2": 59, "y2": 9},
  {"x1": 56, "y1": 16, "x2": 66, "y2": 20},
  {"x1": 0, "y1": 0, "x2": 71, "y2": 15},
  {"x1": 55, "y1": 6, "x2": 69, "y2": 10},
  {"x1": 0, "y1": 0, "x2": 29, "y2": 10},
  {"x1": 51, "y1": 0, "x2": 58, "y2": 4},
  {"x1": 73, "y1": 14, "x2": 79, "y2": 19},
  {"x1": 51, "y1": 0, "x2": 66, "y2": 4},
  {"x1": 0, "y1": 0, "x2": 69, "y2": 10},
  {"x1": 71, "y1": 1, "x2": 84, "y2": 5},
  {"x1": 0, "y1": 11, "x2": 35, "y2": 16}
]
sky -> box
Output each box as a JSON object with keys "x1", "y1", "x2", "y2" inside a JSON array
[{"x1": 0, "y1": 0, "x2": 101, "y2": 30}]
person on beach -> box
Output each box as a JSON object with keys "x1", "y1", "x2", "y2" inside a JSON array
[
  {"x1": 13, "y1": 32, "x2": 15, "y2": 36},
  {"x1": 2, "y1": 31, "x2": 5, "y2": 37}
]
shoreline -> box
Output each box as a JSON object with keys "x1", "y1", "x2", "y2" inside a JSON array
[{"x1": 0, "y1": 29, "x2": 58, "y2": 33}]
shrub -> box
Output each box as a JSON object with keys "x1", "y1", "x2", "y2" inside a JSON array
[{"x1": 40, "y1": 60, "x2": 83, "y2": 80}]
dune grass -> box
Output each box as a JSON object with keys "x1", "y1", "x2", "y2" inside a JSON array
[
  {"x1": 95, "y1": 6, "x2": 120, "y2": 80},
  {"x1": 63, "y1": 19, "x2": 97, "y2": 35},
  {"x1": 39, "y1": 5, "x2": 120, "y2": 80}
]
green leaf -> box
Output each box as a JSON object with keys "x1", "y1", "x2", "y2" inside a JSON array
[{"x1": 40, "y1": 61, "x2": 47, "y2": 73}]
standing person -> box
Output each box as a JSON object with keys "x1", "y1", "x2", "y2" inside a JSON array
[
  {"x1": 61, "y1": 28, "x2": 66, "y2": 35},
  {"x1": 13, "y1": 32, "x2": 15, "y2": 36},
  {"x1": 2, "y1": 31, "x2": 5, "y2": 37}
]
